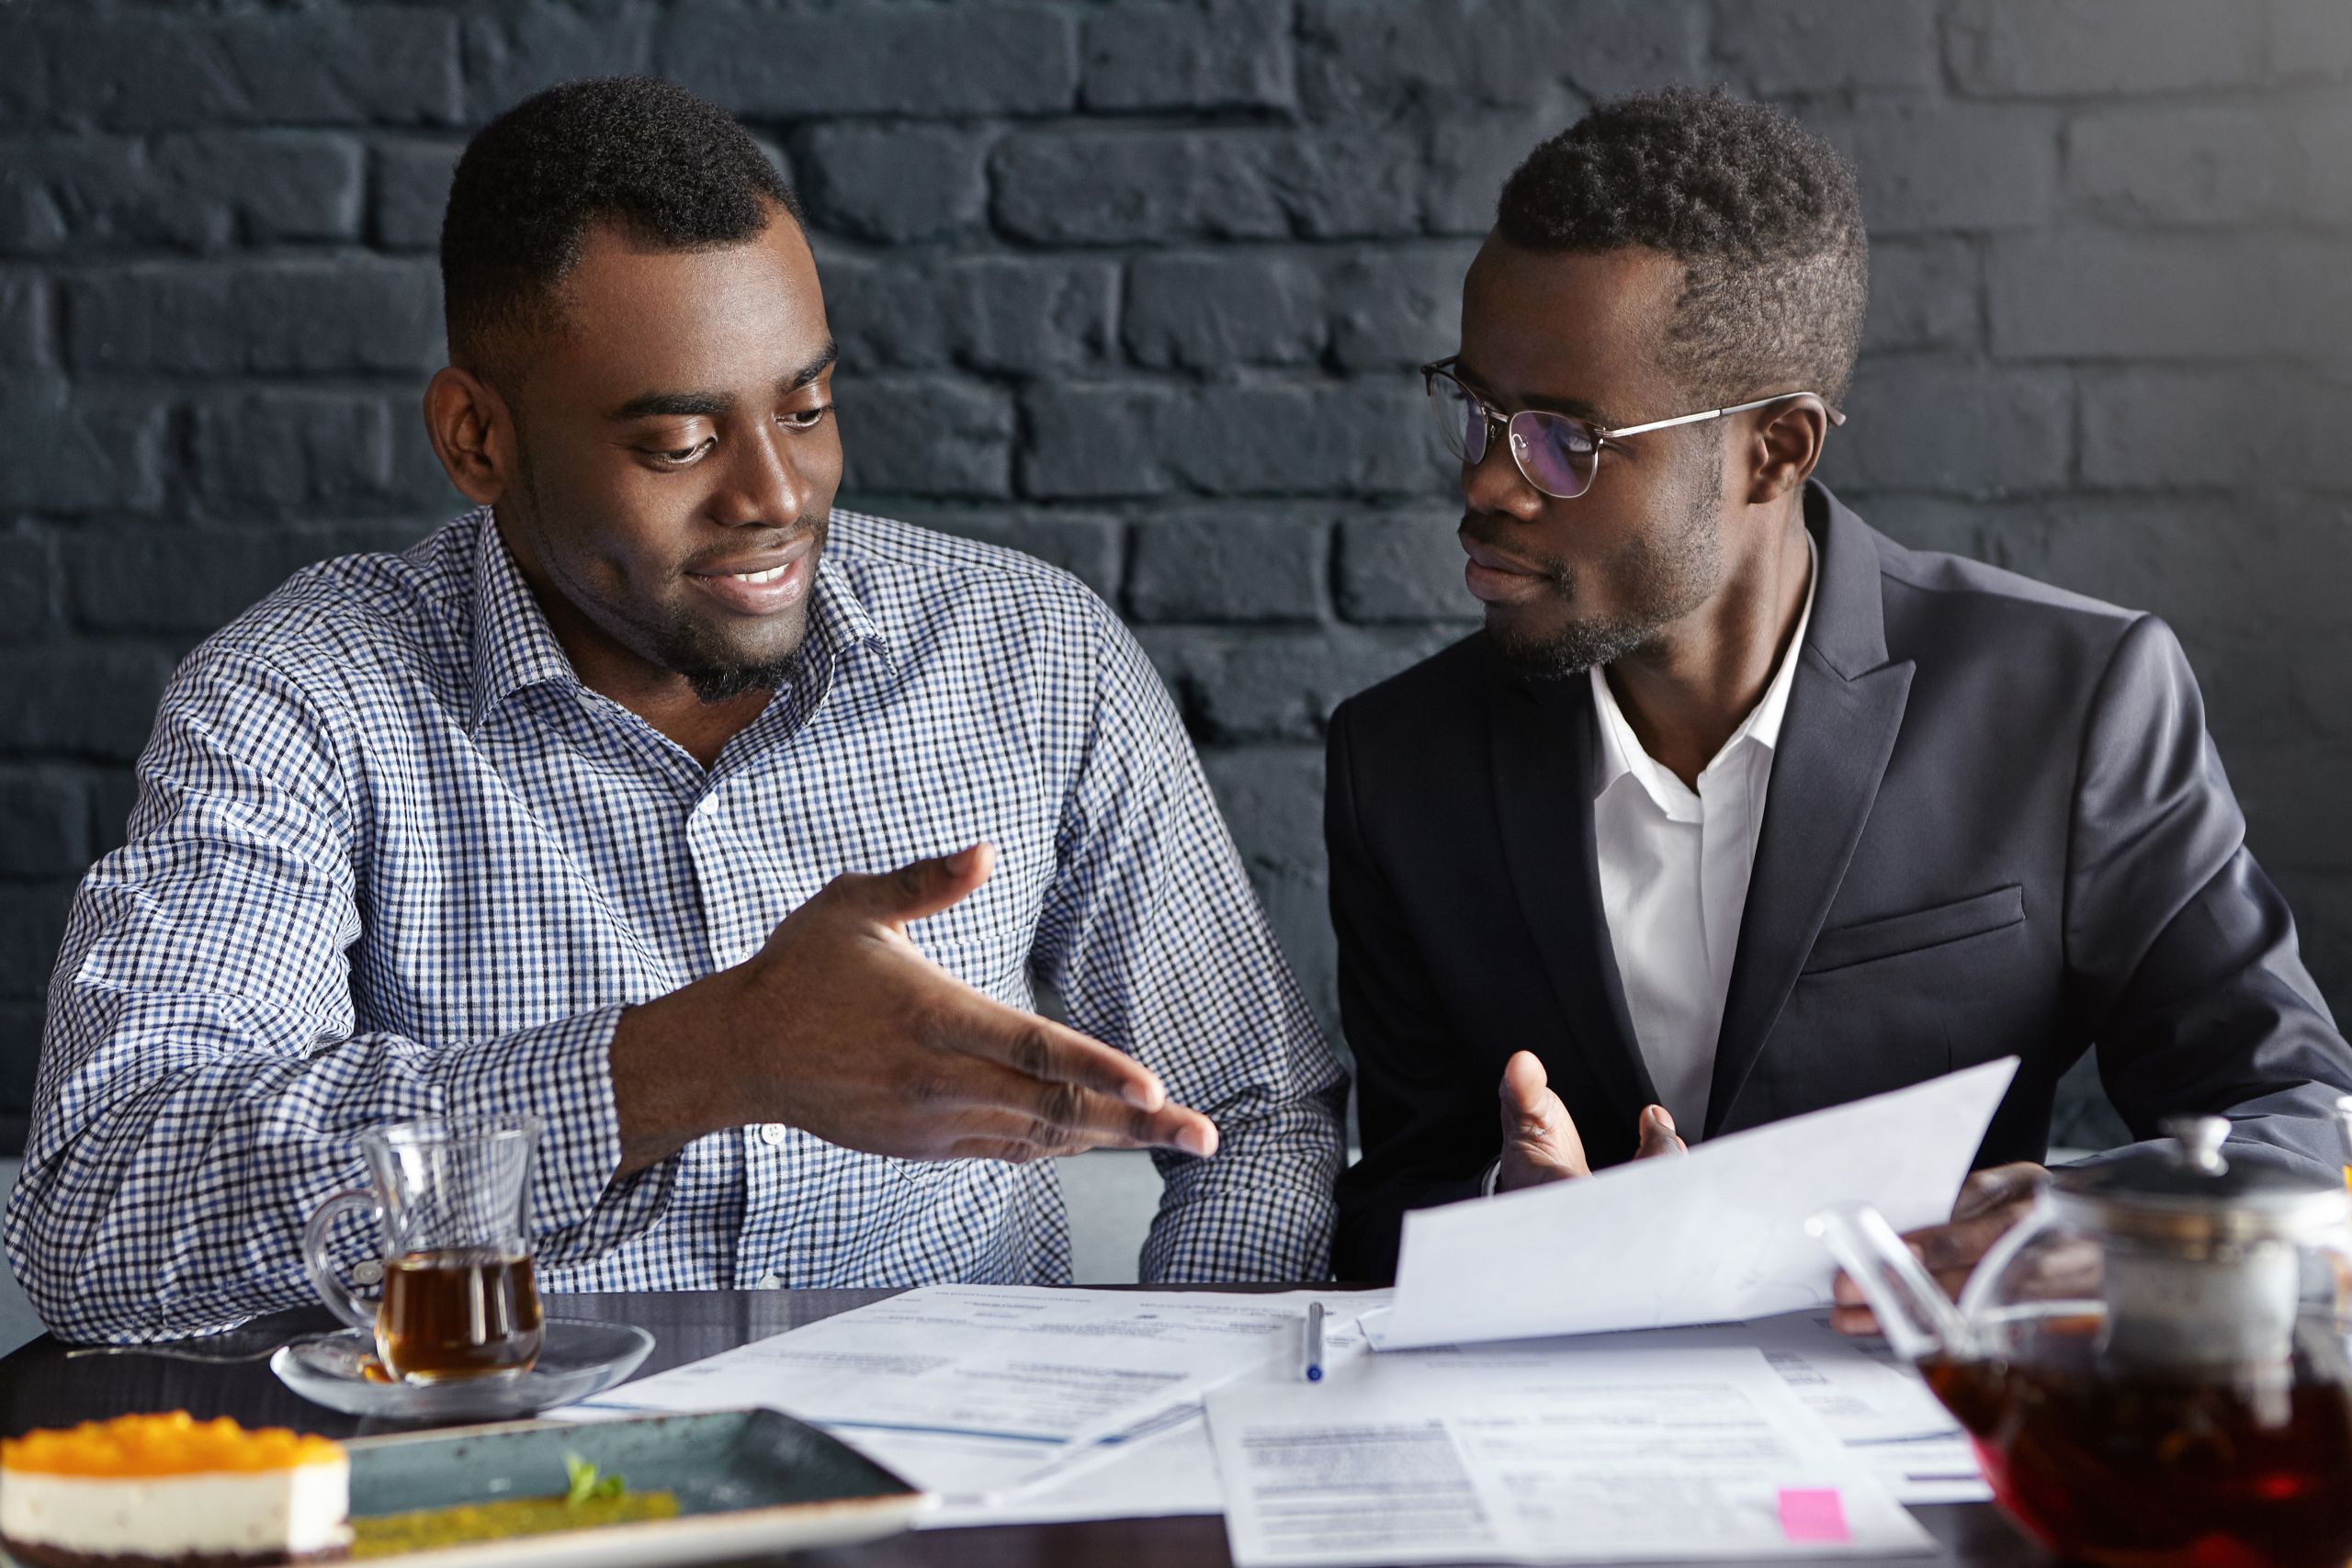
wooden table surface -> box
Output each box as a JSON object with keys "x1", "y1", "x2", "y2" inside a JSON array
[{"x1": 0, "y1": 1288, "x2": 2042, "y2": 1568}]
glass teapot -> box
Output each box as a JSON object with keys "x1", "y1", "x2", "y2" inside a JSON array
[{"x1": 1812, "y1": 1116, "x2": 2352, "y2": 1568}]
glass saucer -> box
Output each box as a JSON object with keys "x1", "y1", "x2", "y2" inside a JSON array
[{"x1": 271, "y1": 1317, "x2": 654, "y2": 1421}]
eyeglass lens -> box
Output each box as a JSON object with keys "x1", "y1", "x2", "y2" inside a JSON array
[{"x1": 1427, "y1": 372, "x2": 1600, "y2": 500}]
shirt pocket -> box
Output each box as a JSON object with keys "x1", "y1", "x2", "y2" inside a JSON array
[{"x1": 1801, "y1": 885, "x2": 2026, "y2": 976}]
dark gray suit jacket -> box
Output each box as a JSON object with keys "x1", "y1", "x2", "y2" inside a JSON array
[{"x1": 1328, "y1": 482, "x2": 2352, "y2": 1281}]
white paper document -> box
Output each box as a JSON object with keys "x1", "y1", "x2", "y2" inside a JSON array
[
  {"x1": 1206, "y1": 1346, "x2": 1937, "y2": 1567},
  {"x1": 564, "y1": 1285, "x2": 1389, "y2": 1506},
  {"x1": 1377, "y1": 1057, "x2": 2019, "y2": 1348}
]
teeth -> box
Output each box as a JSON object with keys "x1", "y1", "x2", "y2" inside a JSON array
[{"x1": 730, "y1": 564, "x2": 788, "y2": 584}]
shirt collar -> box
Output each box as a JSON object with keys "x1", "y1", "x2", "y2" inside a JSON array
[
  {"x1": 1589, "y1": 530, "x2": 1819, "y2": 811},
  {"x1": 464, "y1": 509, "x2": 899, "y2": 737}
]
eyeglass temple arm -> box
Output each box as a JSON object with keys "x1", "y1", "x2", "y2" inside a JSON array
[{"x1": 1600, "y1": 391, "x2": 1846, "y2": 440}]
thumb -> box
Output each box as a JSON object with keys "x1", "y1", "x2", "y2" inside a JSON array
[
  {"x1": 1498, "y1": 1051, "x2": 1587, "y2": 1173},
  {"x1": 1635, "y1": 1104, "x2": 1687, "y2": 1159},
  {"x1": 838, "y1": 843, "x2": 996, "y2": 929}
]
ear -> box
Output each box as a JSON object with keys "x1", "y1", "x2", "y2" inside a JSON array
[
  {"x1": 1740, "y1": 396, "x2": 1836, "y2": 507},
  {"x1": 422, "y1": 366, "x2": 517, "y2": 507}
]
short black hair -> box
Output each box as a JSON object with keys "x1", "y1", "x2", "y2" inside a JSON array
[
  {"x1": 441, "y1": 76, "x2": 805, "y2": 387},
  {"x1": 1496, "y1": 86, "x2": 1867, "y2": 408}
]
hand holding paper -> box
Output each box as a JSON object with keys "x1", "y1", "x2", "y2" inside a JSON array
[{"x1": 1376, "y1": 1058, "x2": 2020, "y2": 1349}]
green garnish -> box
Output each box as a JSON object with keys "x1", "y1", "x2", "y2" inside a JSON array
[{"x1": 562, "y1": 1450, "x2": 627, "y2": 1507}]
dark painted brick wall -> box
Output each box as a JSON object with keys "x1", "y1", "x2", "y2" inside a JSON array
[{"x1": 6, "y1": 0, "x2": 2352, "y2": 1155}]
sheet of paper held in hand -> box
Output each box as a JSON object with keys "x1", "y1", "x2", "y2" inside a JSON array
[
  {"x1": 560, "y1": 1284, "x2": 1389, "y2": 1504},
  {"x1": 1372, "y1": 1057, "x2": 2019, "y2": 1350},
  {"x1": 1206, "y1": 1344, "x2": 1938, "y2": 1568}
]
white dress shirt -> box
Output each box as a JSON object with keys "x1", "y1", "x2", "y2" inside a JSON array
[{"x1": 1487, "y1": 538, "x2": 1816, "y2": 1194}]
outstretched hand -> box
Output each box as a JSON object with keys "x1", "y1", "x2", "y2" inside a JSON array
[
  {"x1": 1494, "y1": 1050, "x2": 1684, "y2": 1193},
  {"x1": 609, "y1": 843, "x2": 1219, "y2": 1178}
]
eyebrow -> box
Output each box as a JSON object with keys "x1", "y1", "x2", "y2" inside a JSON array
[
  {"x1": 606, "y1": 340, "x2": 841, "y2": 422},
  {"x1": 1452, "y1": 359, "x2": 1618, "y2": 428}
]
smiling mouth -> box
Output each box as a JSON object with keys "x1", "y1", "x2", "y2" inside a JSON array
[{"x1": 726, "y1": 563, "x2": 791, "y2": 584}]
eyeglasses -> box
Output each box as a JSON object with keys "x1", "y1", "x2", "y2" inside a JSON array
[{"x1": 1421, "y1": 358, "x2": 1845, "y2": 501}]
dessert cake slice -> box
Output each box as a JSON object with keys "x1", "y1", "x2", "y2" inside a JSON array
[{"x1": 0, "y1": 1412, "x2": 350, "y2": 1567}]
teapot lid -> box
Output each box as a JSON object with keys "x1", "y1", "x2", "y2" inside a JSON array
[{"x1": 2050, "y1": 1116, "x2": 2348, "y2": 1245}]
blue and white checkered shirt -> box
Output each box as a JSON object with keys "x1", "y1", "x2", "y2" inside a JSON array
[{"x1": 6, "y1": 507, "x2": 1346, "y2": 1342}]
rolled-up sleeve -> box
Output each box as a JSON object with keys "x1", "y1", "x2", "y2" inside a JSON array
[{"x1": 4, "y1": 646, "x2": 674, "y2": 1343}]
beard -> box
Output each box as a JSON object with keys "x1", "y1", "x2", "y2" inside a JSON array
[
  {"x1": 1486, "y1": 463, "x2": 1724, "y2": 681},
  {"x1": 645, "y1": 600, "x2": 805, "y2": 705}
]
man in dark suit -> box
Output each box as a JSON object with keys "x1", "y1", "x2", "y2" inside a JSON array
[{"x1": 1328, "y1": 88, "x2": 2352, "y2": 1317}]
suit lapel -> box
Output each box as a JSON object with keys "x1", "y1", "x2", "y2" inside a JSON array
[
  {"x1": 1704, "y1": 486, "x2": 1914, "y2": 1135},
  {"x1": 1487, "y1": 664, "x2": 1659, "y2": 1133}
]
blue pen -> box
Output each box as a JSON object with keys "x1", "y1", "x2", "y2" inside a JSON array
[{"x1": 1301, "y1": 1301, "x2": 1325, "y2": 1382}]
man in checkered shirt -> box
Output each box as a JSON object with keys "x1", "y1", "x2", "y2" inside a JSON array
[{"x1": 6, "y1": 79, "x2": 1347, "y2": 1342}]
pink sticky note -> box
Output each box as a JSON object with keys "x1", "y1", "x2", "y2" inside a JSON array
[{"x1": 1778, "y1": 1488, "x2": 1850, "y2": 1544}]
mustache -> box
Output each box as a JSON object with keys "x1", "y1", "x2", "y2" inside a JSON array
[{"x1": 677, "y1": 521, "x2": 825, "y2": 577}]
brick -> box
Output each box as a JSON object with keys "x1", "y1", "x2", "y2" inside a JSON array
[
  {"x1": 190, "y1": 392, "x2": 396, "y2": 518},
  {"x1": 0, "y1": 884, "x2": 73, "y2": 1002},
  {"x1": 1336, "y1": 511, "x2": 1480, "y2": 623},
  {"x1": 1140, "y1": 624, "x2": 1457, "y2": 743},
  {"x1": 885, "y1": 510, "x2": 1125, "y2": 604},
  {"x1": 1811, "y1": 103, "x2": 2058, "y2": 233},
  {"x1": 0, "y1": 272, "x2": 41, "y2": 367},
  {"x1": 1127, "y1": 512, "x2": 1329, "y2": 624},
  {"x1": 2273, "y1": 0, "x2": 2352, "y2": 81},
  {"x1": 1023, "y1": 382, "x2": 1436, "y2": 500},
  {"x1": 797, "y1": 123, "x2": 989, "y2": 244},
  {"x1": 660, "y1": 5, "x2": 1077, "y2": 118},
  {"x1": 1819, "y1": 361, "x2": 2072, "y2": 496},
  {"x1": 2068, "y1": 108, "x2": 2299, "y2": 226},
  {"x1": 1862, "y1": 238, "x2": 1978, "y2": 354},
  {"x1": 991, "y1": 128, "x2": 1424, "y2": 244},
  {"x1": 1425, "y1": 101, "x2": 1577, "y2": 236},
  {"x1": 1325, "y1": 245, "x2": 1474, "y2": 371},
  {"x1": 461, "y1": 5, "x2": 658, "y2": 120},
  {"x1": 50, "y1": 11, "x2": 462, "y2": 130},
  {"x1": 820, "y1": 254, "x2": 1114, "y2": 376},
  {"x1": 835, "y1": 375, "x2": 1014, "y2": 499},
  {"x1": 0, "y1": 132, "x2": 362, "y2": 254},
  {"x1": 1713, "y1": 0, "x2": 1939, "y2": 93},
  {"x1": 0, "y1": 14, "x2": 43, "y2": 130},
  {"x1": 0, "y1": 378, "x2": 164, "y2": 513},
  {"x1": 89, "y1": 764, "x2": 139, "y2": 860},
  {"x1": 0, "y1": 768, "x2": 87, "y2": 878},
  {"x1": 66, "y1": 525, "x2": 424, "y2": 637},
  {"x1": 2298, "y1": 105, "x2": 2352, "y2": 226},
  {"x1": 0, "y1": 645, "x2": 173, "y2": 761},
  {"x1": 1944, "y1": 0, "x2": 2263, "y2": 96},
  {"x1": 0, "y1": 1003, "x2": 40, "y2": 1136},
  {"x1": 1123, "y1": 254, "x2": 1324, "y2": 371},
  {"x1": 373, "y1": 140, "x2": 461, "y2": 253},
  {"x1": 65, "y1": 260, "x2": 444, "y2": 377},
  {"x1": 1081, "y1": 0, "x2": 1294, "y2": 112},
  {"x1": 2080, "y1": 371, "x2": 2352, "y2": 493},
  {"x1": 387, "y1": 410, "x2": 464, "y2": 514},
  {"x1": 1299, "y1": 0, "x2": 1702, "y2": 116},
  {"x1": 1199, "y1": 746, "x2": 1325, "y2": 874},
  {"x1": 0, "y1": 535, "x2": 56, "y2": 644},
  {"x1": 1988, "y1": 234, "x2": 2352, "y2": 362}
]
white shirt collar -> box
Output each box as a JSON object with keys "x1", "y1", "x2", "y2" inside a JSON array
[{"x1": 1590, "y1": 531, "x2": 1819, "y2": 815}]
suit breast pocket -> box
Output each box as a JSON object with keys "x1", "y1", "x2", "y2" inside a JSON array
[{"x1": 1802, "y1": 885, "x2": 2026, "y2": 976}]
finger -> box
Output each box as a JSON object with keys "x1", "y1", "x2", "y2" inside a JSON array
[
  {"x1": 1498, "y1": 1053, "x2": 1586, "y2": 1179},
  {"x1": 955, "y1": 1068, "x2": 1217, "y2": 1159},
  {"x1": 834, "y1": 843, "x2": 998, "y2": 930},
  {"x1": 935, "y1": 1103, "x2": 1162, "y2": 1163},
  {"x1": 1951, "y1": 1162, "x2": 2045, "y2": 1222},
  {"x1": 1904, "y1": 1206, "x2": 2027, "y2": 1274},
  {"x1": 1634, "y1": 1105, "x2": 1686, "y2": 1159},
  {"x1": 938, "y1": 989, "x2": 1171, "y2": 1112},
  {"x1": 1828, "y1": 1303, "x2": 1883, "y2": 1337}
]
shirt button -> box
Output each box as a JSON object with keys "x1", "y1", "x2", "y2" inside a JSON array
[
  {"x1": 759, "y1": 1122, "x2": 789, "y2": 1146},
  {"x1": 756, "y1": 1272, "x2": 782, "y2": 1290}
]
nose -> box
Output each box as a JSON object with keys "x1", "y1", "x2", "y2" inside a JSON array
[
  {"x1": 1459, "y1": 416, "x2": 1542, "y2": 521},
  {"x1": 707, "y1": 420, "x2": 808, "y2": 530}
]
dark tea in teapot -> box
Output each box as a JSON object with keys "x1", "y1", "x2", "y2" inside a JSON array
[{"x1": 1926, "y1": 1331, "x2": 2352, "y2": 1568}]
